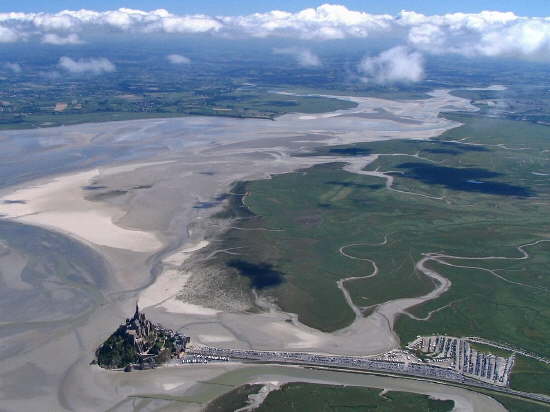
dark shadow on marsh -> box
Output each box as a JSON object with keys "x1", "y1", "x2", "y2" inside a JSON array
[
  {"x1": 329, "y1": 147, "x2": 371, "y2": 156},
  {"x1": 394, "y1": 162, "x2": 533, "y2": 197},
  {"x1": 406, "y1": 139, "x2": 490, "y2": 153},
  {"x1": 438, "y1": 141, "x2": 490, "y2": 152},
  {"x1": 193, "y1": 201, "x2": 220, "y2": 209},
  {"x1": 326, "y1": 181, "x2": 383, "y2": 190},
  {"x1": 227, "y1": 259, "x2": 284, "y2": 289},
  {"x1": 423, "y1": 148, "x2": 461, "y2": 155},
  {"x1": 326, "y1": 181, "x2": 368, "y2": 189},
  {"x1": 366, "y1": 184, "x2": 384, "y2": 190},
  {"x1": 263, "y1": 100, "x2": 299, "y2": 107}
]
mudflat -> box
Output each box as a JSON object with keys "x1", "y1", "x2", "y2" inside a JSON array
[{"x1": 0, "y1": 91, "x2": 481, "y2": 411}]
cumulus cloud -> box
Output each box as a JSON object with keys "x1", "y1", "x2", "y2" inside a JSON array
[
  {"x1": 358, "y1": 46, "x2": 424, "y2": 84},
  {"x1": 402, "y1": 10, "x2": 550, "y2": 58},
  {"x1": 0, "y1": 5, "x2": 550, "y2": 59},
  {"x1": 4, "y1": 62, "x2": 22, "y2": 73},
  {"x1": 41, "y1": 33, "x2": 82, "y2": 45},
  {"x1": 0, "y1": 8, "x2": 223, "y2": 35},
  {"x1": 0, "y1": 5, "x2": 389, "y2": 40},
  {"x1": 58, "y1": 57, "x2": 116, "y2": 74},
  {"x1": 223, "y1": 4, "x2": 392, "y2": 39},
  {"x1": 166, "y1": 54, "x2": 190, "y2": 64},
  {"x1": 0, "y1": 25, "x2": 18, "y2": 42},
  {"x1": 273, "y1": 47, "x2": 321, "y2": 67}
]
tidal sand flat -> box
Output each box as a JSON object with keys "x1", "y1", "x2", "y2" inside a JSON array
[
  {"x1": 139, "y1": 240, "x2": 210, "y2": 308},
  {"x1": 0, "y1": 167, "x2": 163, "y2": 252},
  {"x1": 0, "y1": 91, "x2": 480, "y2": 411}
]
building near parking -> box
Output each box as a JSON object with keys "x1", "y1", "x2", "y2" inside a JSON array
[{"x1": 407, "y1": 335, "x2": 514, "y2": 387}]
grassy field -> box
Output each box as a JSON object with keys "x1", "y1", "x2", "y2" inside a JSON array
[
  {"x1": 484, "y1": 393, "x2": 550, "y2": 412},
  {"x1": 205, "y1": 382, "x2": 454, "y2": 412},
  {"x1": 256, "y1": 383, "x2": 454, "y2": 412},
  {"x1": 216, "y1": 163, "x2": 437, "y2": 331},
  {"x1": 510, "y1": 356, "x2": 550, "y2": 396},
  {"x1": 204, "y1": 384, "x2": 263, "y2": 412},
  {"x1": 214, "y1": 112, "x2": 550, "y2": 366},
  {"x1": 469, "y1": 343, "x2": 512, "y2": 359}
]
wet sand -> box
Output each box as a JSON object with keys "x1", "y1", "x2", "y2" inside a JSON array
[
  {"x1": 0, "y1": 90, "x2": 487, "y2": 411},
  {"x1": 0, "y1": 166, "x2": 165, "y2": 252}
]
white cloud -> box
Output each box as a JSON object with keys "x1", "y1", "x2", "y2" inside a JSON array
[
  {"x1": 222, "y1": 4, "x2": 392, "y2": 39},
  {"x1": 41, "y1": 33, "x2": 82, "y2": 45},
  {"x1": 58, "y1": 57, "x2": 116, "y2": 74},
  {"x1": 4, "y1": 62, "x2": 21, "y2": 73},
  {"x1": 476, "y1": 19, "x2": 550, "y2": 57},
  {"x1": 0, "y1": 5, "x2": 549, "y2": 60},
  {"x1": 0, "y1": 25, "x2": 18, "y2": 42},
  {"x1": 166, "y1": 54, "x2": 191, "y2": 64},
  {"x1": 358, "y1": 46, "x2": 424, "y2": 84},
  {"x1": 157, "y1": 15, "x2": 222, "y2": 34},
  {"x1": 273, "y1": 47, "x2": 321, "y2": 67},
  {"x1": 401, "y1": 10, "x2": 550, "y2": 58},
  {"x1": 0, "y1": 8, "x2": 223, "y2": 35}
]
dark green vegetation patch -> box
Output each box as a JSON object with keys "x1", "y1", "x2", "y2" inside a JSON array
[
  {"x1": 484, "y1": 393, "x2": 550, "y2": 412},
  {"x1": 96, "y1": 329, "x2": 138, "y2": 369},
  {"x1": 245, "y1": 382, "x2": 453, "y2": 412},
  {"x1": 204, "y1": 384, "x2": 263, "y2": 412},
  {"x1": 510, "y1": 356, "x2": 550, "y2": 396}
]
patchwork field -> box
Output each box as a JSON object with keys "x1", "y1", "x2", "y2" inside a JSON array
[{"x1": 0, "y1": 88, "x2": 357, "y2": 130}]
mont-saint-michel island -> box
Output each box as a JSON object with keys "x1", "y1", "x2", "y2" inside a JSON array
[
  {"x1": 94, "y1": 305, "x2": 191, "y2": 370},
  {"x1": 96, "y1": 305, "x2": 548, "y2": 403},
  {"x1": 2, "y1": 1, "x2": 550, "y2": 412}
]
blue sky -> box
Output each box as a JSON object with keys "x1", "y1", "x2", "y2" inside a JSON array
[{"x1": 0, "y1": 0, "x2": 548, "y2": 16}]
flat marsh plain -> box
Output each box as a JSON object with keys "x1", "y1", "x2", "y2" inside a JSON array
[
  {"x1": 215, "y1": 113, "x2": 550, "y2": 395},
  {"x1": 207, "y1": 382, "x2": 454, "y2": 412}
]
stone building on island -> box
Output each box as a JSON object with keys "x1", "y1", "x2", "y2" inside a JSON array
[{"x1": 95, "y1": 304, "x2": 190, "y2": 370}]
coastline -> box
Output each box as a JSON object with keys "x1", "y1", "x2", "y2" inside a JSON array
[{"x1": 0, "y1": 89, "x2": 482, "y2": 411}]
